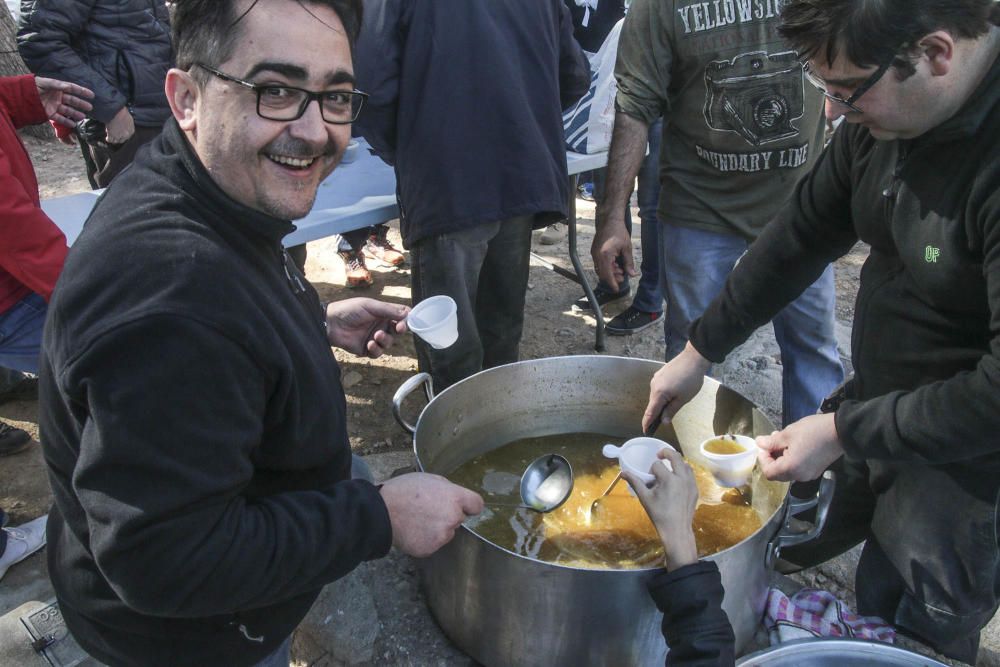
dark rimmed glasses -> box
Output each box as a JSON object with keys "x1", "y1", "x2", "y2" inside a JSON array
[
  {"x1": 801, "y1": 52, "x2": 898, "y2": 114},
  {"x1": 194, "y1": 63, "x2": 368, "y2": 124}
]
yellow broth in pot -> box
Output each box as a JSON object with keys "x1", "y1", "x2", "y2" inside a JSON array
[{"x1": 450, "y1": 433, "x2": 762, "y2": 569}]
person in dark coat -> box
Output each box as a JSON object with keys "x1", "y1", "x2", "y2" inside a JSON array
[
  {"x1": 353, "y1": 0, "x2": 590, "y2": 391},
  {"x1": 18, "y1": 0, "x2": 174, "y2": 187}
]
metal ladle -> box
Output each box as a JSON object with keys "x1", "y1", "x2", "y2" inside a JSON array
[{"x1": 485, "y1": 453, "x2": 574, "y2": 513}]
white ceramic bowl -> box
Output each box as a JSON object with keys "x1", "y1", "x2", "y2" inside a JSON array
[
  {"x1": 699, "y1": 434, "x2": 757, "y2": 487},
  {"x1": 603, "y1": 437, "x2": 674, "y2": 490}
]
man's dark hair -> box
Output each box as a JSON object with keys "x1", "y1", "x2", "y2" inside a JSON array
[
  {"x1": 172, "y1": 0, "x2": 363, "y2": 81},
  {"x1": 780, "y1": 0, "x2": 1000, "y2": 78}
]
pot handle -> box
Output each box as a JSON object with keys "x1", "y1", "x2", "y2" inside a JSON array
[
  {"x1": 765, "y1": 470, "x2": 835, "y2": 569},
  {"x1": 391, "y1": 372, "x2": 435, "y2": 435}
]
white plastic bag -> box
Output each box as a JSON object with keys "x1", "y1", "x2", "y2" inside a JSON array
[{"x1": 563, "y1": 18, "x2": 624, "y2": 154}]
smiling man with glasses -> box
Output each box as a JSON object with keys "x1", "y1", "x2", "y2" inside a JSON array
[
  {"x1": 192, "y1": 63, "x2": 368, "y2": 125},
  {"x1": 37, "y1": 1, "x2": 484, "y2": 666},
  {"x1": 640, "y1": 0, "x2": 1000, "y2": 662}
]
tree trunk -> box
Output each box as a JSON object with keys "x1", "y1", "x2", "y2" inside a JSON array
[{"x1": 0, "y1": 4, "x2": 51, "y2": 140}]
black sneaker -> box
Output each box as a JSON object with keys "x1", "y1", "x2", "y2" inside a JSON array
[
  {"x1": 0, "y1": 422, "x2": 31, "y2": 457},
  {"x1": 0, "y1": 375, "x2": 37, "y2": 405},
  {"x1": 606, "y1": 306, "x2": 663, "y2": 335},
  {"x1": 571, "y1": 285, "x2": 629, "y2": 313}
]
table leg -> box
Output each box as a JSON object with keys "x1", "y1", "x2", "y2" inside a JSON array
[{"x1": 565, "y1": 174, "x2": 606, "y2": 352}]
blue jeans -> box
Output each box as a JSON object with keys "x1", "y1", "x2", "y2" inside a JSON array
[
  {"x1": 593, "y1": 120, "x2": 663, "y2": 313},
  {"x1": 659, "y1": 224, "x2": 843, "y2": 425},
  {"x1": 0, "y1": 293, "x2": 46, "y2": 374},
  {"x1": 251, "y1": 636, "x2": 291, "y2": 667},
  {"x1": 410, "y1": 215, "x2": 534, "y2": 391}
]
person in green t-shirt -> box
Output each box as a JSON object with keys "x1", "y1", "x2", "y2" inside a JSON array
[{"x1": 591, "y1": 0, "x2": 844, "y2": 426}]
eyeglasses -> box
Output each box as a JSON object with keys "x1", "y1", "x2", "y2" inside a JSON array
[
  {"x1": 194, "y1": 63, "x2": 368, "y2": 124},
  {"x1": 801, "y1": 54, "x2": 896, "y2": 114}
]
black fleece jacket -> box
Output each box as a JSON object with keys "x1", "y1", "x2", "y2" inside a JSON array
[
  {"x1": 690, "y1": 52, "x2": 1000, "y2": 467},
  {"x1": 39, "y1": 120, "x2": 392, "y2": 667},
  {"x1": 648, "y1": 561, "x2": 736, "y2": 666}
]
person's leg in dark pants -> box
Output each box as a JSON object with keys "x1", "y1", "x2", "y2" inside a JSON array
[
  {"x1": 81, "y1": 125, "x2": 164, "y2": 189},
  {"x1": 340, "y1": 228, "x2": 370, "y2": 252},
  {"x1": 410, "y1": 217, "x2": 533, "y2": 391},
  {"x1": 865, "y1": 463, "x2": 999, "y2": 664},
  {"x1": 410, "y1": 223, "x2": 494, "y2": 391},
  {"x1": 780, "y1": 456, "x2": 875, "y2": 569},
  {"x1": 476, "y1": 215, "x2": 533, "y2": 369},
  {"x1": 855, "y1": 536, "x2": 993, "y2": 663}
]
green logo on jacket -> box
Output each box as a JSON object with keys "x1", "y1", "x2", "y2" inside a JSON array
[{"x1": 925, "y1": 246, "x2": 941, "y2": 263}]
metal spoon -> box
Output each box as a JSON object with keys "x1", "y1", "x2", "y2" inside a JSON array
[
  {"x1": 485, "y1": 454, "x2": 574, "y2": 513},
  {"x1": 590, "y1": 407, "x2": 667, "y2": 514}
]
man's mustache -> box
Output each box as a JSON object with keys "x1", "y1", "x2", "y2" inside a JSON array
[{"x1": 263, "y1": 137, "x2": 340, "y2": 159}]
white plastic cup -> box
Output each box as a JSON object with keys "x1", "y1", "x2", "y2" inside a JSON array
[
  {"x1": 407, "y1": 295, "x2": 458, "y2": 349},
  {"x1": 699, "y1": 434, "x2": 757, "y2": 488},
  {"x1": 603, "y1": 437, "x2": 674, "y2": 491}
]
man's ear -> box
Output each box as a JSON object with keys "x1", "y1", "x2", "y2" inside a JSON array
[
  {"x1": 165, "y1": 68, "x2": 199, "y2": 130},
  {"x1": 917, "y1": 31, "x2": 955, "y2": 77}
]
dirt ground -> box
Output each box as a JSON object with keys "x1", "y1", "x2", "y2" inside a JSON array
[{"x1": 2, "y1": 132, "x2": 872, "y2": 664}]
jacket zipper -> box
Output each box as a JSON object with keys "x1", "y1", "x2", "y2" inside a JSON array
[
  {"x1": 280, "y1": 245, "x2": 306, "y2": 294},
  {"x1": 279, "y1": 245, "x2": 329, "y2": 338},
  {"x1": 856, "y1": 142, "x2": 910, "y2": 398},
  {"x1": 881, "y1": 142, "x2": 909, "y2": 222}
]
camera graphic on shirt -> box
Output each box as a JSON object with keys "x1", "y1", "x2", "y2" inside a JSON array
[{"x1": 704, "y1": 51, "x2": 805, "y2": 146}]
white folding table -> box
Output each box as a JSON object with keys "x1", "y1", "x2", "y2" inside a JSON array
[{"x1": 41, "y1": 142, "x2": 611, "y2": 348}]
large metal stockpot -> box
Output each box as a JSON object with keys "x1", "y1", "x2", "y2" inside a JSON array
[{"x1": 393, "y1": 356, "x2": 831, "y2": 667}]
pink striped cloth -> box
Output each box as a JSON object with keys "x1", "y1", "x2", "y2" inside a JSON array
[{"x1": 765, "y1": 587, "x2": 896, "y2": 644}]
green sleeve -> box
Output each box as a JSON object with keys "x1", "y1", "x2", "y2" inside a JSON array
[{"x1": 614, "y1": 0, "x2": 672, "y2": 125}]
